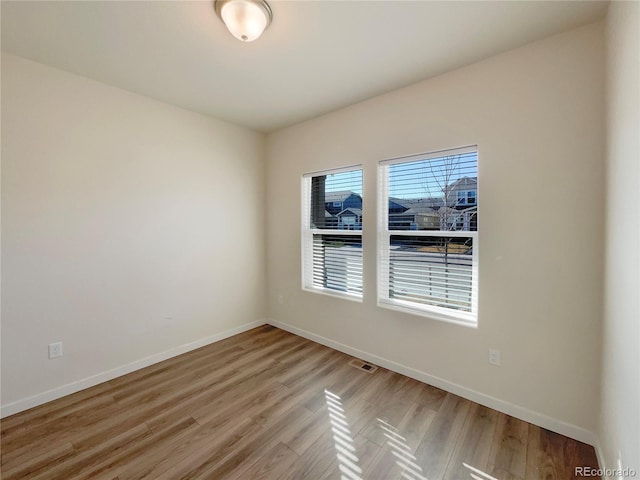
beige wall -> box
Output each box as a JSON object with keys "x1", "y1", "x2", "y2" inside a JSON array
[
  {"x1": 1, "y1": 54, "x2": 266, "y2": 409},
  {"x1": 266, "y1": 23, "x2": 605, "y2": 436},
  {"x1": 601, "y1": 0, "x2": 640, "y2": 474}
]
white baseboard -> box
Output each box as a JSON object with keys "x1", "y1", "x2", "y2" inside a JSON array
[
  {"x1": 594, "y1": 441, "x2": 608, "y2": 478},
  {"x1": 267, "y1": 318, "x2": 599, "y2": 447},
  {"x1": 0, "y1": 319, "x2": 267, "y2": 418}
]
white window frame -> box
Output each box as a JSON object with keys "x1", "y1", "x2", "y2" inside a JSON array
[
  {"x1": 302, "y1": 165, "x2": 363, "y2": 302},
  {"x1": 378, "y1": 146, "x2": 478, "y2": 326}
]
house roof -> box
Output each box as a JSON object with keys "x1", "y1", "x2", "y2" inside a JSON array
[
  {"x1": 397, "y1": 197, "x2": 444, "y2": 208},
  {"x1": 325, "y1": 191, "x2": 360, "y2": 203},
  {"x1": 448, "y1": 177, "x2": 478, "y2": 189},
  {"x1": 337, "y1": 208, "x2": 362, "y2": 216},
  {"x1": 401, "y1": 208, "x2": 440, "y2": 217},
  {"x1": 390, "y1": 206, "x2": 459, "y2": 217}
]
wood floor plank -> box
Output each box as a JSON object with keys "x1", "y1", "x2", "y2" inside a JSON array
[
  {"x1": 301, "y1": 365, "x2": 374, "y2": 414},
  {"x1": 1, "y1": 382, "x2": 113, "y2": 435},
  {"x1": 140, "y1": 332, "x2": 301, "y2": 431},
  {"x1": 344, "y1": 398, "x2": 383, "y2": 439},
  {"x1": 271, "y1": 336, "x2": 322, "y2": 364},
  {"x1": 1, "y1": 394, "x2": 121, "y2": 456},
  {"x1": 191, "y1": 381, "x2": 290, "y2": 426},
  {"x1": 281, "y1": 430, "x2": 339, "y2": 480},
  {"x1": 442, "y1": 403, "x2": 499, "y2": 480},
  {"x1": 363, "y1": 441, "x2": 404, "y2": 480},
  {"x1": 537, "y1": 427, "x2": 572, "y2": 480},
  {"x1": 280, "y1": 404, "x2": 333, "y2": 456},
  {"x1": 575, "y1": 439, "x2": 600, "y2": 474},
  {"x1": 142, "y1": 347, "x2": 286, "y2": 430},
  {"x1": 487, "y1": 412, "x2": 529, "y2": 480},
  {"x1": 1, "y1": 327, "x2": 600, "y2": 480},
  {"x1": 1, "y1": 438, "x2": 74, "y2": 471},
  {"x1": 0, "y1": 441, "x2": 76, "y2": 480},
  {"x1": 142, "y1": 367, "x2": 241, "y2": 433},
  {"x1": 395, "y1": 401, "x2": 437, "y2": 455},
  {"x1": 28, "y1": 423, "x2": 153, "y2": 480},
  {"x1": 121, "y1": 415, "x2": 257, "y2": 480},
  {"x1": 524, "y1": 424, "x2": 595, "y2": 480},
  {"x1": 280, "y1": 349, "x2": 350, "y2": 390},
  {"x1": 180, "y1": 405, "x2": 312, "y2": 479},
  {"x1": 412, "y1": 392, "x2": 472, "y2": 480},
  {"x1": 107, "y1": 344, "x2": 243, "y2": 394},
  {"x1": 414, "y1": 382, "x2": 448, "y2": 410},
  {"x1": 360, "y1": 375, "x2": 437, "y2": 449},
  {"x1": 226, "y1": 441, "x2": 299, "y2": 480},
  {"x1": 349, "y1": 434, "x2": 382, "y2": 477},
  {"x1": 152, "y1": 416, "x2": 263, "y2": 480}
]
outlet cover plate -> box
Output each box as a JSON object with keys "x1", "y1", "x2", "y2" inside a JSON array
[
  {"x1": 489, "y1": 349, "x2": 501, "y2": 366},
  {"x1": 48, "y1": 342, "x2": 63, "y2": 359}
]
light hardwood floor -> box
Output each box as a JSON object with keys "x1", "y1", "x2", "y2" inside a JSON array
[{"x1": 1, "y1": 325, "x2": 599, "y2": 480}]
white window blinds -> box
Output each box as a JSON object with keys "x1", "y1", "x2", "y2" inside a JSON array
[
  {"x1": 302, "y1": 167, "x2": 363, "y2": 299},
  {"x1": 378, "y1": 147, "x2": 478, "y2": 324}
]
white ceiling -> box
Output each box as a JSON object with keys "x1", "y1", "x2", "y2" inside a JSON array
[{"x1": 1, "y1": 0, "x2": 607, "y2": 133}]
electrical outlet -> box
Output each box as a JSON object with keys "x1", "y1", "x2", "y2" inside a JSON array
[
  {"x1": 278, "y1": 294, "x2": 284, "y2": 305},
  {"x1": 488, "y1": 349, "x2": 501, "y2": 366},
  {"x1": 48, "y1": 342, "x2": 63, "y2": 359}
]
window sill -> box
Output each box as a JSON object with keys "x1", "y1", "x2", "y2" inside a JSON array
[
  {"x1": 378, "y1": 299, "x2": 477, "y2": 328},
  {"x1": 302, "y1": 286, "x2": 363, "y2": 303}
]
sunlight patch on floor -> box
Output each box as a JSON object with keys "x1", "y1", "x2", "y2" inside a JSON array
[
  {"x1": 377, "y1": 418, "x2": 429, "y2": 480},
  {"x1": 325, "y1": 389, "x2": 363, "y2": 480},
  {"x1": 463, "y1": 462, "x2": 500, "y2": 480}
]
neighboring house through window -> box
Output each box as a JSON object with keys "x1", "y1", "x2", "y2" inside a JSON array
[
  {"x1": 302, "y1": 167, "x2": 363, "y2": 299},
  {"x1": 378, "y1": 146, "x2": 478, "y2": 325}
]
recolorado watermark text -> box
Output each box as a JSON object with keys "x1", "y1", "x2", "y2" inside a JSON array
[{"x1": 575, "y1": 466, "x2": 637, "y2": 478}]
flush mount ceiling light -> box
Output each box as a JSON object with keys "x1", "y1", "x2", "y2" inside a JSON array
[{"x1": 214, "y1": 0, "x2": 272, "y2": 43}]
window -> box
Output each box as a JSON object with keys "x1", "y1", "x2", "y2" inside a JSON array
[
  {"x1": 302, "y1": 167, "x2": 363, "y2": 300},
  {"x1": 457, "y1": 190, "x2": 477, "y2": 206},
  {"x1": 467, "y1": 190, "x2": 476, "y2": 204},
  {"x1": 378, "y1": 146, "x2": 478, "y2": 325}
]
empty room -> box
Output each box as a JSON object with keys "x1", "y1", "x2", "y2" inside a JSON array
[{"x1": 1, "y1": 1, "x2": 638, "y2": 479}]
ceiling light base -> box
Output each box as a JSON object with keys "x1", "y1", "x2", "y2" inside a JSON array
[{"x1": 214, "y1": 0, "x2": 272, "y2": 43}]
